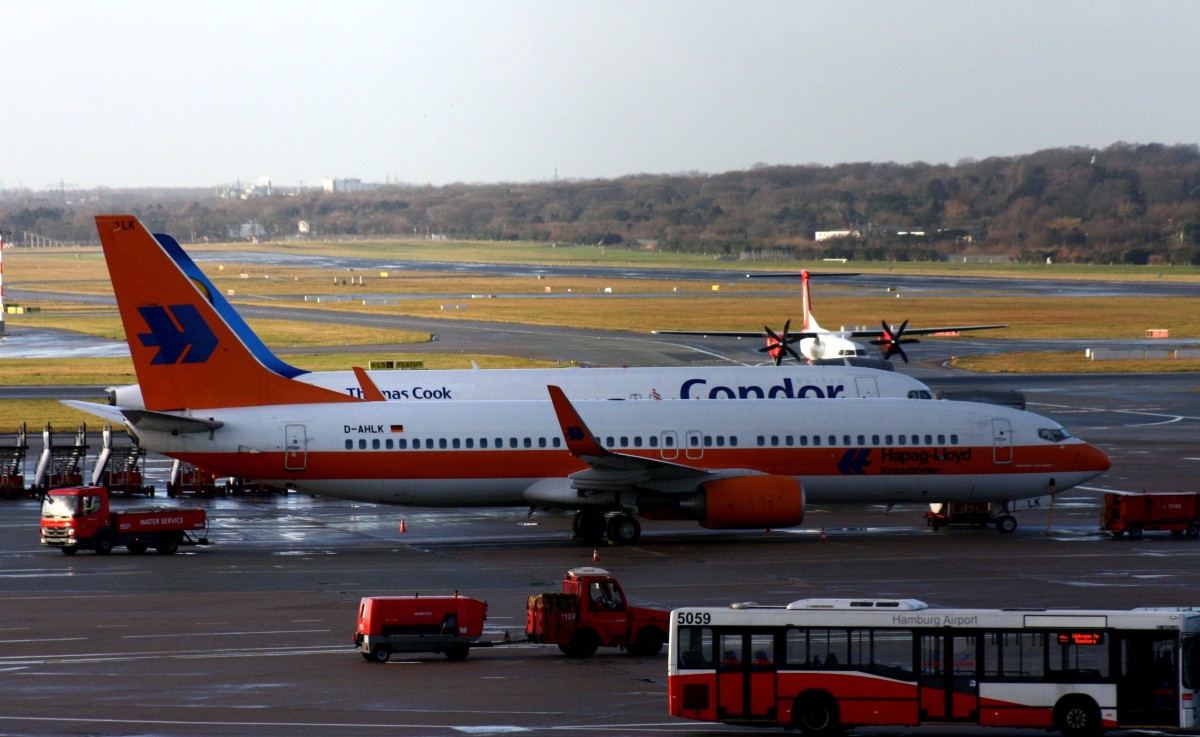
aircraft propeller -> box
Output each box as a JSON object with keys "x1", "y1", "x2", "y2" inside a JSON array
[
  {"x1": 871, "y1": 319, "x2": 920, "y2": 363},
  {"x1": 758, "y1": 319, "x2": 804, "y2": 366}
]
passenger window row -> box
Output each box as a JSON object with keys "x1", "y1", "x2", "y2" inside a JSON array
[
  {"x1": 756, "y1": 433, "x2": 959, "y2": 447},
  {"x1": 344, "y1": 436, "x2": 565, "y2": 450}
]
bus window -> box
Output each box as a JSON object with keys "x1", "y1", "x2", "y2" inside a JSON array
[
  {"x1": 1049, "y1": 631, "x2": 1108, "y2": 679},
  {"x1": 750, "y1": 633, "x2": 774, "y2": 671},
  {"x1": 806, "y1": 628, "x2": 846, "y2": 669},
  {"x1": 851, "y1": 629, "x2": 913, "y2": 679},
  {"x1": 985, "y1": 631, "x2": 1045, "y2": 680},
  {"x1": 719, "y1": 633, "x2": 743, "y2": 671},
  {"x1": 677, "y1": 626, "x2": 713, "y2": 669}
]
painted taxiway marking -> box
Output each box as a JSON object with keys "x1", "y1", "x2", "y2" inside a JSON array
[
  {"x1": 1029, "y1": 401, "x2": 1195, "y2": 426},
  {"x1": 123, "y1": 628, "x2": 331, "y2": 639}
]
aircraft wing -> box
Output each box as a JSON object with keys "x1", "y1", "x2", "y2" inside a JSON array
[
  {"x1": 840, "y1": 323, "x2": 1008, "y2": 338},
  {"x1": 547, "y1": 385, "x2": 757, "y2": 493},
  {"x1": 652, "y1": 329, "x2": 821, "y2": 339}
]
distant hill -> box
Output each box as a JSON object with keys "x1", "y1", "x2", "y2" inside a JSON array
[{"x1": 3, "y1": 143, "x2": 1199, "y2": 264}]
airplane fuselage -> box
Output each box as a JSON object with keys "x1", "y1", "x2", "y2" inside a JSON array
[
  {"x1": 129, "y1": 396, "x2": 1108, "y2": 509},
  {"x1": 108, "y1": 364, "x2": 932, "y2": 407}
]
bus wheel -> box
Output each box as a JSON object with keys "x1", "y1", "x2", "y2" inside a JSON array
[
  {"x1": 1055, "y1": 695, "x2": 1100, "y2": 737},
  {"x1": 794, "y1": 692, "x2": 840, "y2": 736}
]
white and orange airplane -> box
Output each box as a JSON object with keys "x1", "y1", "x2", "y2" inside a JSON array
[
  {"x1": 67, "y1": 216, "x2": 1109, "y2": 544},
  {"x1": 654, "y1": 270, "x2": 1007, "y2": 364},
  {"x1": 104, "y1": 236, "x2": 937, "y2": 408}
]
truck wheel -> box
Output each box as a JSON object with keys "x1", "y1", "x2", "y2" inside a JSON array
[
  {"x1": 606, "y1": 514, "x2": 641, "y2": 545},
  {"x1": 1129, "y1": 524, "x2": 1144, "y2": 540},
  {"x1": 370, "y1": 644, "x2": 390, "y2": 663},
  {"x1": 127, "y1": 542, "x2": 148, "y2": 554},
  {"x1": 996, "y1": 515, "x2": 1017, "y2": 534},
  {"x1": 156, "y1": 535, "x2": 180, "y2": 555},
  {"x1": 628, "y1": 627, "x2": 664, "y2": 656},
  {"x1": 564, "y1": 628, "x2": 600, "y2": 658},
  {"x1": 60, "y1": 546, "x2": 78, "y2": 556},
  {"x1": 445, "y1": 644, "x2": 470, "y2": 661},
  {"x1": 95, "y1": 532, "x2": 116, "y2": 555},
  {"x1": 1188, "y1": 522, "x2": 1200, "y2": 538}
]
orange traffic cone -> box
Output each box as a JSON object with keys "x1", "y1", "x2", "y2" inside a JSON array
[
  {"x1": 399, "y1": 518, "x2": 407, "y2": 533},
  {"x1": 592, "y1": 548, "x2": 599, "y2": 562}
]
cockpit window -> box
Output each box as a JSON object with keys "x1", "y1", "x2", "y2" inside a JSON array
[
  {"x1": 1038, "y1": 428, "x2": 1071, "y2": 442},
  {"x1": 907, "y1": 390, "x2": 932, "y2": 400}
]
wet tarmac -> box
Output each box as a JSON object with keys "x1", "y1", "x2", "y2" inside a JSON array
[{"x1": 0, "y1": 266, "x2": 1198, "y2": 735}]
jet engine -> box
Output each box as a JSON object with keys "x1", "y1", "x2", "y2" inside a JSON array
[{"x1": 638, "y1": 475, "x2": 804, "y2": 530}]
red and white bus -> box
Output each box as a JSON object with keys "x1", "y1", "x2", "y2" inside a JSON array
[{"x1": 669, "y1": 598, "x2": 1200, "y2": 737}]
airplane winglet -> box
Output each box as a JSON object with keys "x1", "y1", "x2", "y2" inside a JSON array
[
  {"x1": 547, "y1": 385, "x2": 610, "y2": 458},
  {"x1": 353, "y1": 367, "x2": 388, "y2": 402}
]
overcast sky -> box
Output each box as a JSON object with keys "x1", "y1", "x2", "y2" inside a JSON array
[{"x1": 5, "y1": 1, "x2": 1199, "y2": 189}]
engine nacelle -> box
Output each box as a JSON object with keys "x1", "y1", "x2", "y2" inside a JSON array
[
  {"x1": 699, "y1": 475, "x2": 804, "y2": 529},
  {"x1": 637, "y1": 475, "x2": 804, "y2": 529}
]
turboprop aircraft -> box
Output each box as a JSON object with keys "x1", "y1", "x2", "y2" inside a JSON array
[
  {"x1": 104, "y1": 231, "x2": 937, "y2": 409},
  {"x1": 66, "y1": 216, "x2": 1110, "y2": 545},
  {"x1": 654, "y1": 270, "x2": 1007, "y2": 364}
]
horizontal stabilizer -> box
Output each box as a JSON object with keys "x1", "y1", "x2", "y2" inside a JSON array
[{"x1": 62, "y1": 400, "x2": 223, "y2": 434}]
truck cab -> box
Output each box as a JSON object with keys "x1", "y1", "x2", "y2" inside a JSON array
[
  {"x1": 40, "y1": 486, "x2": 111, "y2": 551},
  {"x1": 526, "y1": 567, "x2": 669, "y2": 657}
]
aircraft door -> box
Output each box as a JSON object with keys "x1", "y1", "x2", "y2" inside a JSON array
[
  {"x1": 660, "y1": 431, "x2": 679, "y2": 460},
  {"x1": 284, "y1": 424, "x2": 307, "y2": 471},
  {"x1": 854, "y1": 376, "x2": 880, "y2": 398},
  {"x1": 685, "y1": 431, "x2": 704, "y2": 460},
  {"x1": 991, "y1": 418, "x2": 1013, "y2": 464}
]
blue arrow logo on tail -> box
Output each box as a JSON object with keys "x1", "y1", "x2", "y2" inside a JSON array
[
  {"x1": 565, "y1": 426, "x2": 585, "y2": 442},
  {"x1": 837, "y1": 448, "x2": 871, "y2": 475},
  {"x1": 137, "y1": 305, "x2": 219, "y2": 364}
]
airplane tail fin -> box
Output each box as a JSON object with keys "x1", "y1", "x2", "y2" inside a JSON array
[
  {"x1": 95, "y1": 215, "x2": 357, "y2": 410},
  {"x1": 800, "y1": 270, "x2": 823, "y2": 332}
]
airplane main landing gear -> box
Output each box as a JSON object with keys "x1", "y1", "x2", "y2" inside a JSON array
[
  {"x1": 573, "y1": 510, "x2": 606, "y2": 544},
  {"x1": 572, "y1": 510, "x2": 642, "y2": 545},
  {"x1": 606, "y1": 514, "x2": 641, "y2": 545}
]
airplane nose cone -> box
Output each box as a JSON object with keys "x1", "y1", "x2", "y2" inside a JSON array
[{"x1": 1079, "y1": 442, "x2": 1112, "y2": 474}]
